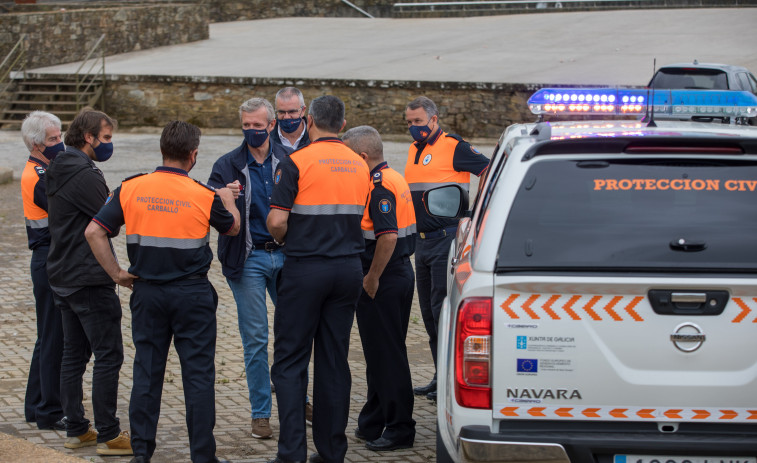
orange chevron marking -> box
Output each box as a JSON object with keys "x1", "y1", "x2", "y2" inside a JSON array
[
  {"x1": 501, "y1": 294, "x2": 520, "y2": 319},
  {"x1": 747, "y1": 410, "x2": 757, "y2": 420},
  {"x1": 528, "y1": 407, "x2": 546, "y2": 417},
  {"x1": 462, "y1": 244, "x2": 472, "y2": 257},
  {"x1": 664, "y1": 409, "x2": 682, "y2": 419},
  {"x1": 732, "y1": 297, "x2": 751, "y2": 323},
  {"x1": 610, "y1": 408, "x2": 628, "y2": 418},
  {"x1": 692, "y1": 410, "x2": 711, "y2": 419},
  {"x1": 720, "y1": 410, "x2": 738, "y2": 420},
  {"x1": 583, "y1": 295, "x2": 603, "y2": 321},
  {"x1": 555, "y1": 407, "x2": 573, "y2": 417},
  {"x1": 624, "y1": 296, "x2": 644, "y2": 322},
  {"x1": 604, "y1": 296, "x2": 624, "y2": 321},
  {"x1": 523, "y1": 294, "x2": 540, "y2": 320},
  {"x1": 637, "y1": 409, "x2": 655, "y2": 419},
  {"x1": 563, "y1": 295, "x2": 582, "y2": 320},
  {"x1": 582, "y1": 408, "x2": 600, "y2": 418},
  {"x1": 500, "y1": 407, "x2": 519, "y2": 417},
  {"x1": 542, "y1": 295, "x2": 561, "y2": 320}
]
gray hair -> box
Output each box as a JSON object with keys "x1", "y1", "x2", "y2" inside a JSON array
[
  {"x1": 239, "y1": 97, "x2": 275, "y2": 123},
  {"x1": 342, "y1": 125, "x2": 383, "y2": 162},
  {"x1": 309, "y1": 95, "x2": 345, "y2": 133},
  {"x1": 406, "y1": 96, "x2": 438, "y2": 119},
  {"x1": 21, "y1": 111, "x2": 62, "y2": 151},
  {"x1": 275, "y1": 87, "x2": 305, "y2": 108}
]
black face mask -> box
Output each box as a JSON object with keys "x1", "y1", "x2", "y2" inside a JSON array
[{"x1": 42, "y1": 141, "x2": 65, "y2": 161}]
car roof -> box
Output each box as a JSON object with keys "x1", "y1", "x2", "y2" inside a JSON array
[
  {"x1": 656, "y1": 62, "x2": 751, "y2": 73},
  {"x1": 507, "y1": 120, "x2": 757, "y2": 159},
  {"x1": 545, "y1": 120, "x2": 757, "y2": 138}
]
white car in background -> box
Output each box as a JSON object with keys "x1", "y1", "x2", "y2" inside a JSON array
[{"x1": 428, "y1": 87, "x2": 757, "y2": 463}]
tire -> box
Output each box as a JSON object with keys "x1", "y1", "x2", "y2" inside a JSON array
[{"x1": 436, "y1": 421, "x2": 455, "y2": 463}]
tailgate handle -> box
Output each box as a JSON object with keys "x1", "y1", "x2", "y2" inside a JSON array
[
  {"x1": 648, "y1": 290, "x2": 728, "y2": 316},
  {"x1": 671, "y1": 292, "x2": 707, "y2": 304}
]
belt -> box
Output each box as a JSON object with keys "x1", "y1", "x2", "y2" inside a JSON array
[
  {"x1": 254, "y1": 241, "x2": 282, "y2": 252},
  {"x1": 419, "y1": 226, "x2": 457, "y2": 239}
]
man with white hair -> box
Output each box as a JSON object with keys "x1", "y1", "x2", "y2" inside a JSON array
[{"x1": 20, "y1": 111, "x2": 66, "y2": 431}]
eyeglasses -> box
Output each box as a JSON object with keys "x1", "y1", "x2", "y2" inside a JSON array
[{"x1": 276, "y1": 108, "x2": 303, "y2": 118}]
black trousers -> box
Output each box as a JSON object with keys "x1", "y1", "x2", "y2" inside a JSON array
[
  {"x1": 25, "y1": 246, "x2": 64, "y2": 428},
  {"x1": 356, "y1": 257, "x2": 416, "y2": 443},
  {"x1": 129, "y1": 278, "x2": 219, "y2": 463},
  {"x1": 414, "y1": 233, "x2": 455, "y2": 370},
  {"x1": 55, "y1": 284, "x2": 124, "y2": 442},
  {"x1": 272, "y1": 255, "x2": 362, "y2": 463}
]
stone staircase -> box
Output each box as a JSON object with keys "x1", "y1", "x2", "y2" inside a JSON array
[{"x1": 0, "y1": 77, "x2": 103, "y2": 129}]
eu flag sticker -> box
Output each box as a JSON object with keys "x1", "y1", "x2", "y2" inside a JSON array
[
  {"x1": 516, "y1": 336, "x2": 527, "y2": 350},
  {"x1": 517, "y1": 358, "x2": 538, "y2": 373}
]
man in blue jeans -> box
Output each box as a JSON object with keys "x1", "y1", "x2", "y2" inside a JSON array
[{"x1": 208, "y1": 97, "x2": 289, "y2": 439}]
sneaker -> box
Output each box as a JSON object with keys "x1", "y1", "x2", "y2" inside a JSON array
[
  {"x1": 305, "y1": 402, "x2": 313, "y2": 426},
  {"x1": 251, "y1": 418, "x2": 273, "y2": 439},
  {"x1": 64, "y1": 425, "x2": 97, "y2": 449},
  {"x1": 96, "y1": 430, "x2": 133, "y2": 455}
]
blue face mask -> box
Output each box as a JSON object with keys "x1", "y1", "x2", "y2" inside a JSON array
[
  {"x1": 42, "y1": 141, "x2": 64, "y2": 161},
  {"x1": 278, "y1": 117, "x2": 302, "y2": 134},
  {"x1": 244, "y1": 128, "x2": 269, "y2": 148},
  {"x1": 409, "y1": 124, "x2": 433, "y2": 143},
  {"x1": 92, "y1": 140, "x2": 113, "y2": 162}
]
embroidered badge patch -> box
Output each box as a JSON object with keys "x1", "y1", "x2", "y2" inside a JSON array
[
  {"x1": 422, "y1": 154, "x2": 432, "y2": 165},
  {"x1": 379, "y1": 199, "x2": 392, "y2": 213},
  {"x1": 274, "y1": 169, "x2": 282, "y2": 184}
]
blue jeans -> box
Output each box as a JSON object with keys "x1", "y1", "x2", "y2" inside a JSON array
[{"x1": 227, "y1": 248, "x2": 284, "y2": 419}]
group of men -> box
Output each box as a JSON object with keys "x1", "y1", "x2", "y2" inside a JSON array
[{"x1": 21, "y1": 87, "x2": 489, "y2": 463}]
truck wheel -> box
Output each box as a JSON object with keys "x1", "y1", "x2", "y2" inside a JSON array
[{"x1": 436, "y1": 422, "x2": 455, "y2": 463}]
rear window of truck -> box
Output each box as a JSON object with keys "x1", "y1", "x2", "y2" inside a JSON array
[{"x1": 497, "y1": 158, "x2": 757, "y2": 273}]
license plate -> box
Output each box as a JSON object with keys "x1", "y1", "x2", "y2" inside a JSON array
[{"x1": 614, "y1": 456, "x2": 756, "y2": 463}]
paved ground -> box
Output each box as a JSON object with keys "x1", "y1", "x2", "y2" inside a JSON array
[
  {"x1": 31, "y1": 9, "x2": 757, "y2": 86},
  {"x1": 0, "y1": 128, "x2": 493, "y2": 463}
]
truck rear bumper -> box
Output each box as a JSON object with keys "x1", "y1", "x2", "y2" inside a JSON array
[{"x1": 459, "y1": 424, "x2": 757, "y2": 463}]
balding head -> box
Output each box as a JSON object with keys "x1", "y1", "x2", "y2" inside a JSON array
[{"x1": 342, "y1": 125, "x2": 384, "y2": 166}]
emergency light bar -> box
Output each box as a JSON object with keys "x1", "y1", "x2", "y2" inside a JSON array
[{"x1": 528, "y1": 88, "x2": 757, "y2": 119}]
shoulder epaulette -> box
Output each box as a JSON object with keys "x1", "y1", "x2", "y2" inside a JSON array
[
  {"x1": 123, "y1": 173, "x2": 147, "y2": 182},
  {"x1": 194, "y1": 179, "x2": 216, "y2": 192},
  {"x1": 372, "y1": 171, "x2": 383, "y2": 186},
  {"x1": 445, "y1": 133, "x2": 465, "y2": 142}
]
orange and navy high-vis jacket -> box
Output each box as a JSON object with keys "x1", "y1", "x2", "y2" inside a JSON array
[
  {"x1": 404, "y1": 128, "x2": 489, "y2": 233},
  {"x1": 270, "y1": 137, "x2": 370, "y2": 257},
  {"x1": 21, "y1": 156, "x2": 50, "y2": 250},
  {"x1": 92, "y1": 166, "x2": 236, "y2": 282},
  {"x1": 361, "y1": 162, "x2": 416, "y2": 265}
]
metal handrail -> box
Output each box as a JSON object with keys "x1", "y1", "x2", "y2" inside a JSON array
[
  {"x1": 75, "y1": 34, "x2": 106, "y2": 112},
  {"x1": 0, "y1": 34, "x2": 27, "y2": 106},
  {"x1": 342, "y1": 0, "x2": 375, "y2": 18}
]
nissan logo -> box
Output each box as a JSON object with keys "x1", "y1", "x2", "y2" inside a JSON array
[{"x1": 670, "y1": 322, "x2": 706, "y2": 353}]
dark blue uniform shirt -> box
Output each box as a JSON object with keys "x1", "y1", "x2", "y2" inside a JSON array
[{"x1": 247, "y1": 144, "x2": 275, "y2": 244}]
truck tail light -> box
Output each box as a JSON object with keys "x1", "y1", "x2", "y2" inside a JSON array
[{"x1": 455, "y1": 297, "x2": 492, "y2": 409}]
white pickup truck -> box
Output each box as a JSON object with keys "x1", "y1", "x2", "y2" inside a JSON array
[{"x1": 428, "y1": 87, "x2": 757, "y2": 463}]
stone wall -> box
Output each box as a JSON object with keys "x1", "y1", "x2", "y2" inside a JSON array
[
  {"x1": 201, "y1": 0, "x2": 757, "y2": 21},
  {"x1": 62, "y1": 73, "x2": 537, "y2": 138},
  {"x1": 0, "y1": 3, "x2": 208, "y2": 69},
  {"x1": 201, "y1": 0, "x2": 370, "y2": 21}
]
